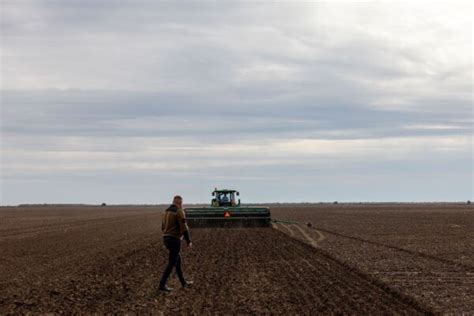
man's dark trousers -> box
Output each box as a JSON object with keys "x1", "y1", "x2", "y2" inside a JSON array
[{"x1": 159, "y1": 236, "x2": 185, "y2": 287}]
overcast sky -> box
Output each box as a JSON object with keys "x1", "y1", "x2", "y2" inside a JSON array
[{"x1": 1, "y1": 1, "x2": 472, "y2": 204}]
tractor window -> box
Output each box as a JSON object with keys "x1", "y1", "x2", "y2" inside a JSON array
[{"x1": 216, "y1": 192, "x2": 235, "y2": 206}]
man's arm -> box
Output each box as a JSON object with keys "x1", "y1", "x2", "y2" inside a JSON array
[
  {"x1": 177, "y1": 209, "x2": 191, "y2": 244},
  {"x1": 161, "y1": 212, "x2": 166, "y2": 232}
]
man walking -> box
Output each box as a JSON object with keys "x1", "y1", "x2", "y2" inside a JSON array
[{"x1": 159, "y1": 195, "x2": 193, "y2": 292}]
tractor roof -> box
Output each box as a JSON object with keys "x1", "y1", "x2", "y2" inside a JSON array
[{"x1": 213, "y1": 189, "x2": 238, "y2": 193}]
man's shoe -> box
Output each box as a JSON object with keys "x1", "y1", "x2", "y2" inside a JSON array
[
  {"x1": 181, "y1": 280, "x2": 194, "y2": 288},
  {"x1": 158, "y1": 285, "x2": 173, "y2": 293}
]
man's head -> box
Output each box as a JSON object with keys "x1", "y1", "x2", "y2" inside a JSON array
[{"x1": 173, "y1": 195, "x2": 183, "y2": 208}]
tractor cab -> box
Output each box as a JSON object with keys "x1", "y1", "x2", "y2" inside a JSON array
[{"x1": 212, "y1": 189, "x2": 240, "y2": 207}]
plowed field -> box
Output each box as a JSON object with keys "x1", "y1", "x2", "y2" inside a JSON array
[
  {"x1": 1, "y1": 204, "x2": 471, "y2": 313},
  {"x1": 272, "y1": 203, "x2": 474, "y2": 314}
]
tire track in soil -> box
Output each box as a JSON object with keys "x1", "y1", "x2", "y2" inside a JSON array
[
  {"x1": 276, "y1": 220, "x2": 474, "y2": 272},
  {"x1": 293, "y1": 224, "x2": 473, "y2": 314},
  {"x1": 273, "y1": 224, "x2": 434, "y2": 314},
  {"x1": 274, "y1": 228, "x2": 432, "y2": 314},
  {"x1": 262, "y1": 233, "x2": 320, "y2": 311},
  {"x1": 2, "y1": 227, "x2": 434, "y2": 314},
  {"x1": 310, "y1": 226, "x2": 474, "y2": 271},
  {"x1": 267, "y1": 227, "x2": 341, "y2": 311},
  {"x1": 156, "y1": 229, "x2": 431, "y2": 314}
]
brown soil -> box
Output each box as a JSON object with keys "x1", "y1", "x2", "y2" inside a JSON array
[
  {"x1": 272, "y1": 203, "x2": 474, "y2": 314},
  {"x1": 1, "y1": 204, "x2": 470, "y2": 313}
]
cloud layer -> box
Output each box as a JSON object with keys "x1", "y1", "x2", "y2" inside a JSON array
[{"x1": 1, "y1": 1, "x2": 472, "y2": 204}]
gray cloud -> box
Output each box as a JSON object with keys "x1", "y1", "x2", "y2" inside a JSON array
[
  {"x1": 2, "y1": 90, "x2": 471, "y2": 139},
  {"x1": 1, "y1": 1, "x2": 472, "y2": 204}
]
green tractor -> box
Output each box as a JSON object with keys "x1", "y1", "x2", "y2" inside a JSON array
[{"x1": 185, "y1": 188, "x2": 271, "y2": 228}]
